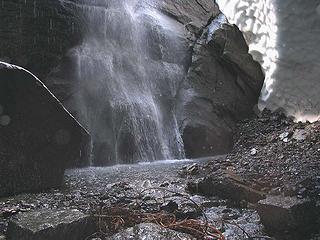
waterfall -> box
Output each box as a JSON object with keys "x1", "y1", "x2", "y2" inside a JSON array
[{"x1": 63, "y1": 0, "x2": 186, "y2": 165}]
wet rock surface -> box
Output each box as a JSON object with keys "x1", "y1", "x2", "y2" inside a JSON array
[
  {"x1": 0, "y1": 0, "x2": 81, "y2": 80},
  {"x1": 0, "y1": 160, "x2": 269, "y2": 239},
  {"x1": 107, "y1": 223, "x2": 195, "y2": 240},
  {"x1": 178, "y1": 16, "x2": 264, "y2": 158},
  {"x1": 0, "y1": 62, "x2": 90, "y2": 197},
  {"x1": 187, "y1": 174, "x2": 266, "y2": 204},
  {"x1": 7, "y1": 209, "x2": 95, "y2": 240},
  {"x1": 257, "y1": 195, "x2": 318, "y2": 237}
]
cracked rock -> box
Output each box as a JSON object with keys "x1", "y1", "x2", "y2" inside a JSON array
[{"x1": 7, "y1": 209, "x2": 95, "y2": 240}]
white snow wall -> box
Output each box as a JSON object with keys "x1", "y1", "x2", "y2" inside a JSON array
[{"x1": 217, "y1": 0, "x2": 320, "y2": 121}]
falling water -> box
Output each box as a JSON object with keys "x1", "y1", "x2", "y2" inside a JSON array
[{"x1": 63, "y1": 0, "x2": 186, "y2": 165}]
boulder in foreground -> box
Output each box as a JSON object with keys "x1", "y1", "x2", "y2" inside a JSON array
[
  {"x1": 0, "y1": 62, "x2": 90, "y2": 197},
  {"x1": 257, "y1": 195, "x2": 318, "y2": 238},
  {"x1": 7, "y1": 209, "x2": 95, "y2": 240}
]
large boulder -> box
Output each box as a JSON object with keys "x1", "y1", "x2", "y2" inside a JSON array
[
  {"x1": 177, "y1": 16, "x2": 264, "y2": 158},
  {"x1": 7, "y1": 209, "x2": 95, "y2": 240},
  {"x1": 187, "y1": 173, "x2": 266, "y2": 204},
  {"x1": 256, "y1": 195, "x2": 319, "y2": 239},
  {"x1": 0, "y1": 62, "x2": 90, "y2": 197}
]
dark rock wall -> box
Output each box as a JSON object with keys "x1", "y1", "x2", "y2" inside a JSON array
[
  {"x1": 0, "y1": 0, "x2": 264, "y2": 163},
  {"x1": 0, "y1": 62, "x2": 90, "y2": 196},
  {"x1": 156, "y1": 0, "x2": 264, "y2": 157},
  {"x1": 0, "y1": 0, "x2": 81, "y2": 79}
]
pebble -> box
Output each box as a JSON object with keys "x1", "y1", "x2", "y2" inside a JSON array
[{"x1": 250, "y1": 148, "x2": 257, "y2": 156}]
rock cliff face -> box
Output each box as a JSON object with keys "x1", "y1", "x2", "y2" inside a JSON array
[
  {"x1": 179, "y1": 20, "x2": 264, "y2": 157},
  {"x1": 0, "y1": 62, "x2": 90, "y2": 197},
  {"x1": 153, "y1": 0, "x2": 264, "y2": 157},
  {"x1": 0, "y1": 0, "x2": 264, "y2": 164},
  {"x1": 0, "y1": 0, "x2": 82, "y2": 80}
]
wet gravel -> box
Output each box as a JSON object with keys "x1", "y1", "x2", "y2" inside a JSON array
[
  {"x1": 183, "y1": 110, "x2": 320, "y2": 240},
  {"x1": 0, "y1": 159, "x2": 268, "y2": 239},
  {"x1": 226, "y1": 110, "x2": 320, "y2": 200}
]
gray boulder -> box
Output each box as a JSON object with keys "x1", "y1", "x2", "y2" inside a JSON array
[
  {"x1": 178, "y1": 16, "x2": 264, "y2": 158},
  {"x1": 256, "y1": 195, "x2": 318, "y2": 237},
  {"x1": 187, "y1": 174, "x2": 265, "y2": 204},
  {"x1": 0, "y1": 62, "x2": 90, "y2": 197},
  {"x1": 7, "y1": 209, "x2": 95, "y2": 240}
]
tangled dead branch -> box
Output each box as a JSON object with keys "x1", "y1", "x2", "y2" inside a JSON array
[
  {"x1": 89, "y1": 187, "x2": 225, "y2": 240},
  {"x1": 92, "y1": 206, "x2": 224, "y2": 240}
]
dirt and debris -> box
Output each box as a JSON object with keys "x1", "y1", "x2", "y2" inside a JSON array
[
  {"x1": 182, "y1": 109, "x2": 320, "y2": 240},
  {"x1": 226, "y1": 109, "x2": 320, "y2": 200}
]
